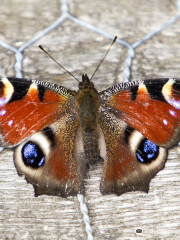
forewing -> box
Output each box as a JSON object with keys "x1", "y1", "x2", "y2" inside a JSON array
[
  {"x1": 100, "y1": 78, "x2": 180, "y2": 148},
  {"x1": 0, "y1": 77, "x2": 76, "y2": 147}
]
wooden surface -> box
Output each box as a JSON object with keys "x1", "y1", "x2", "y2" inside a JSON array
[{"x1": 0, "y1": 0, "x2": 180, "y2": 239}]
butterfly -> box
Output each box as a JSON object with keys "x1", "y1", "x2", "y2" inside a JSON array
[{"x1": 0, "y1": 75, "x2": 180, "y2": 197}]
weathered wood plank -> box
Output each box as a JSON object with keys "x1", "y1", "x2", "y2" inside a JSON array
[{"x1": 0, "y1": 0, "x2": 180, "y2": 239}]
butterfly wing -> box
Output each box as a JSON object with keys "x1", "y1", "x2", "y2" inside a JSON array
[
  {"x1": 0, "y1": 77, "x2": 85, "y2": 196},
  {"x1": 99, "y1": 78, "x2": 180, "y2": 195}
]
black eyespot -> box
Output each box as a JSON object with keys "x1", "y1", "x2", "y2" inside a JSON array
[
  {"x1": 136, "y1": 139, "x2": 159, "y2": 164},
  {"x1": 22, "y1": 141, "x2": 45, "y2": 168}
]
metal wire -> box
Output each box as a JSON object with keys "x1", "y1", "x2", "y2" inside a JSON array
[
  {"x1": 77, "y1": 194, "x2": 94, "y2": 240},
  {"x1": 0, "y1": 0, "x2": 179, "y2": 81}
]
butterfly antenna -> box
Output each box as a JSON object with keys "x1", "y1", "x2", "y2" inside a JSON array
[
  {"x1": 38, "y1": 45, "x2": 80, "y2": 83},
  {"x1": 90, "y1": 36, "x2": 117, "y2": 81}
]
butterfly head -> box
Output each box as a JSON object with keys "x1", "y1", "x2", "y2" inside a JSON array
[{"x1": 79, "y1": 74, "x2": 94, "y2": 90}]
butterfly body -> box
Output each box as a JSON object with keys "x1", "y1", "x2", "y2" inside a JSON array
[
  {"x1": 76, "y1": 74, "x2": 100, "y2": 164},
  {"x1": 0, "y1": 76, "x2": 180, "y2": 197}
]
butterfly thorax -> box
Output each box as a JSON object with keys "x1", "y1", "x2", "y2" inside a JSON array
[
  {"x1": 75, "y1": 74, "x2": 100, "y2": 164},
  {"x1": 76, "y1": 74, "x2": 100, "y2": 130}
]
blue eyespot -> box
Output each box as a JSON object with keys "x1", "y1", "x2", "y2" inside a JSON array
[
  {"x1": 22, "y1": 141, "x2": 45, "y2": 168},
  {"x1": 136, "y1": 139, "x2": 159, "y2": 164}
]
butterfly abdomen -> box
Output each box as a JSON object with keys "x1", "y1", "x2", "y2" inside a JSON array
[{"x1": 83, "y1": 129, "x2": 99, "y2": 164}]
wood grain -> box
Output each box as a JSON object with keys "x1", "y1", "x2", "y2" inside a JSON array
[{"x1": 0, "y1": 0, "x2": 180, "y2": 239}]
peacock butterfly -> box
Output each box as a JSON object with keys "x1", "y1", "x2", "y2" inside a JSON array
[{"x1": 0, "y1": 74, "x2": 180, "y2": 197}]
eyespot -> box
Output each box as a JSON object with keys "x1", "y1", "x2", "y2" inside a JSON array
[
  {"x1": 136, "y1": 139, "x2": 159, "y2": 164},
  {"x1": 126, "y1": 128, "x2": 167, "y2": 168},
  {"x1": 14, "y1": 130, "x2": 53, "y2": 180},
  {"x1": 122, "y1": 127, "x2": 167, "y2": 194},
  {"x1": 22, "y1": 141, "x2": 45, "y2": 168}
]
